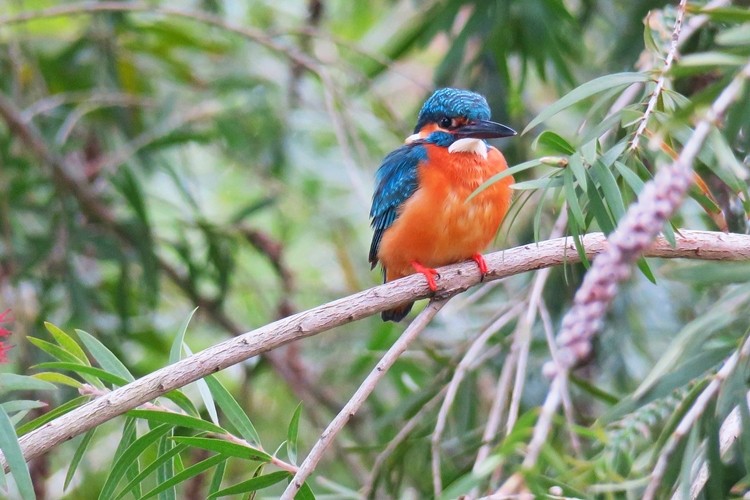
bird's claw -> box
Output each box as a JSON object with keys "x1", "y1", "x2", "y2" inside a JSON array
[
  {"x1": 471, "y1": 253, "x2": 489, "y2": 281},
  {"x1": 411, "y1": 261, "x2": 440, "y2": 292}
]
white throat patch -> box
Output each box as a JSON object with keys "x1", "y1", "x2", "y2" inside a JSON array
[{"x1": 448, "y1": 138, "x2": 488, "y2": 159}]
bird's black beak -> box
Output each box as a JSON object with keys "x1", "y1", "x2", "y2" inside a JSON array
[{"x1": 455, "y1": 120, "x2": 516, "y2": 139}]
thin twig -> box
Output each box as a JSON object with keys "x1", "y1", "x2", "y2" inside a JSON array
[
  {"x1": 599, "y1": 0, "x2": 728, "y2": 146},
  {"x1": 281, "y1": 299, "x2": 449, "y2": 499},
  {"x1": 629, "y1": 0, "x2": 688, "y2": 151},
  {"x1": 505, "y1": 210, "x2": 568, "y2": 438},
  {"x1": 0, "y1": 230, "x2": 749, "y2": 471},
  {"x1": 523, "y1": 375, "x2": 565, "y2": 469},
  {"x1": 431, "y1": 304, "x2": 524, "y2": 497},
  {"x1": 645, "y1": 335, "x2": 750, "y2": 499},
  {"x1": 539, "y1": 300, "x2": 581, "y2": 456},
  {"x1": 363, "y1": 385, "x2": 449, "y2": 499},
  {"x1": 681, "y1": 392, "x2": 750, "y2": 500}
]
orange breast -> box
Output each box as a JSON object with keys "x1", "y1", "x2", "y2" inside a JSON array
[{"x1": 377, "y1": 144, "x2": 513, "y2": 282}]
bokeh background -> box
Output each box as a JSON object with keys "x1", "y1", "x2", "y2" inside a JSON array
[{"x1": 1, "y1": 0, "x2": 750, "y2": 498}]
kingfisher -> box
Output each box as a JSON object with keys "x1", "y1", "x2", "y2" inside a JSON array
[{"x1": 369, "y1": 88, "x2": 517, "y2": 322}]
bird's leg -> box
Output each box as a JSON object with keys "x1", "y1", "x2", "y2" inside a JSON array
[
  {"x1": 411, "y1": 261, "x2": 440, "y2": 292},
  {"x1": 471, "y1": 253, "x2": 489, "y2": 280}
]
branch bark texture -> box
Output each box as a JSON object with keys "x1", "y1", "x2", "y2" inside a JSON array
[{"x1": 1, "y1": 229, "x2": 749, "y2": 470}]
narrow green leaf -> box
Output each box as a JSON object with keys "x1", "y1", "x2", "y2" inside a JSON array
[
  {"x1": 523, "y1": 72, "x2": 650, "y2": 134},
  {"x1": 586, "y1": 180, "x2": 615, "y2": 234},
  {"x1": 569, "y1": 375, "x2": 618, "y2": 405},
  {"x1": 287, "y1": 403, "x2": 302, "y2": 465},
  {"x1": 440, "y1": 454, "x2": 504, "y2": 500},
  {"x1": 196, "y1": 378, "x2": 219, "y2": 427},
  {"x1": 126, "y1": 409, "x2": 226, "y2": 435},
  {"x1": 0, "y1": 407, "x2": 35, "y2": 500},
  {"x1": 208, "y1": 471, "x2": 290, "y2": 498},
  {"x1": 635, "y1": 288, "x2": 747, "y2": 398},
  {"x1": 568, "y1": 216, "x2": 590, "y2": 269},
  {"x1": 156, "y1": 434, "x2": 176, "y2": 500},
  {"x1": 16, "y1": 396, "x2": 88, "y2": 436},
  {"x1": 99, "y1": 424, "x2": 172, "y2": 500},
  {"x1": 32, "y1": 372, "x2": 83, "y2": 388},
  {"x1": 204, "y1": 375, "x2": 261, "y2": 445},
  {"x1": 161, "y1": 390, "x2": 200, "y2": 417},
  {"x1": 581, "y1": 139, "x2": 598, "y2": 166},
  {"x1": 207, "y1": 458, "x2": 226, "y2": 496},
  {"x1": 182, "y1": 344, "x2": 218, "y2": 425},
  {"x1": 114, "y1": 418, "x2": 141, "y2": 499},
  {"x1": 468, "y1": 159, "x2": 542, "y2": 201},
  {"x1": 662, "y1": 222, "x2": 677, "y2": 248},
  {"x1": 171, "y1": 436, "x2": 271, "y2": 462},
  {"x1": 663, "y1": 261, "x2": 750, "y2": 285},
  {"x1": 636, "y1": 258, "x2": 657, "y2": 284},
  {"x1": 65, "y1": 428, "x2": 97, "y2": 490},
  {"x1": 44, "y1": 322, "x2": 89, "y2": 364},
  {"x1": 534, "y1": 130, "x2": 575, "y2": 155},
  {"x1": 0, "y1": 373, "x2": 57, "y2": 394},
  {"x1": 511, "y1": 175, "x2": 564, "y2": 191},
  {"x1": 643, "y1": 15, "x2": 661, "y2": 55},
  {"x1": 591, "y1": 161, "x2": 626, "y2": 221},
  {"x1": 141, "y1": 454, "x2": 227, "y2": 500},
  {"x1": 295, "y1": 481, "x2": 316, "y2": 500},
  {"x1": 76, "y1": 329, "x2": 135, "y2": 382},
  {"x1": 567, "y1": 154, "x2": 588, "y2": 192},
  {"x1": 614, "y1": 161, "x2": 645, "y2": 194},
  {"x1": 0, "y1": 400, "x2": 47, "y2": 414},
  {"x1": 563, "y1": 169, "x2": 585, "y2": 228},
  {"x1": 716, "y1": 24, "x2": 750, "y2": 45},
  {"x1": 27, "y1": 337, "x2": 83, "y2": 365},
  {"x1": 169, "y1": 307, "x2": 199, "y2": 364},
  {"x1": 533, "y1": 190, "x2": 547, "y2": 244},
  {"x1": 677, "y1": 51, "x2": 746, "y2": 68},
  {"x1": 33, "y1": 362, "x2": 130, "y2": 387},
  {"x1": 115, "y1": 443, "x2": 190, "y2": 500},
  {"x1": 706, "y1": 127, "x2": 746, "y2": 193}
]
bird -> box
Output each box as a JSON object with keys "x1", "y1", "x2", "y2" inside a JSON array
[{"x1": 369, "y1": 88, "x2": 517, "y2": 322}]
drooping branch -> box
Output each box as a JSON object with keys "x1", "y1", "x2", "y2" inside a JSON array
[
  {"x1": 629, "y1": 0, "x2": 688, "y2": 151},
  {"x1": 282, "y1": 299, "x2": 449, "y2": 499},
  {"x1": 1, "y1": 229, "x2": 749, "y2": 472}
]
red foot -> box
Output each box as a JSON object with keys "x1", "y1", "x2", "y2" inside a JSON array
[
  {"x1": 411, "y1": 261, "x2": 440, "y2": 292},
  {"x1": 472, "y1": 253, "x2": 488, "y2": 279}
]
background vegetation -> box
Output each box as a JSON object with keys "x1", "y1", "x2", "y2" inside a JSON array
[{"x1": 1, "y1": 0, "x2": 749, "y2": 498}]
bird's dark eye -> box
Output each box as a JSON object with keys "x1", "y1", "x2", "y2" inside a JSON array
[{"x1": 439, "y1": 117, "x2": 452, "y2": 128}]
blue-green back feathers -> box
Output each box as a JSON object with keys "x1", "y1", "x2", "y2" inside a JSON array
[{"x1": 369, "y1": 143, "x2": 427, "y2": 268}]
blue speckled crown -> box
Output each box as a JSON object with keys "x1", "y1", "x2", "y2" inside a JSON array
[{"x1": 414, "y1": 88, "x2": 491, "y2": 133}]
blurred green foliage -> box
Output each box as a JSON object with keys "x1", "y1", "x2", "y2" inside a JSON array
[{"x1": 1, "y1": 0, "x2": 749, "y2": 498}]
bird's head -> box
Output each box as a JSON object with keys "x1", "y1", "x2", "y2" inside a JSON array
[{"x1": 407, "y1": 88, "x2": 516, "y2": 146}]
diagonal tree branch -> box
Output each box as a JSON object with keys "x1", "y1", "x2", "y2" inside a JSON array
[
  {"x1": 0, "y1": 91, "x2": 340, "y2": 419},
  {"x1": 1, "y1": 229, "x2": 749, "y2": 472}
]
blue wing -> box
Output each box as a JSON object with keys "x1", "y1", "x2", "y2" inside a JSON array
[{"x1": 369, "y1": 143, "x2": 427, "y2": 269}]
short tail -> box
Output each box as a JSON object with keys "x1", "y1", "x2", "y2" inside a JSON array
[{"x1": 381, "y1": 302, "x2": 414, "y2": 322}]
